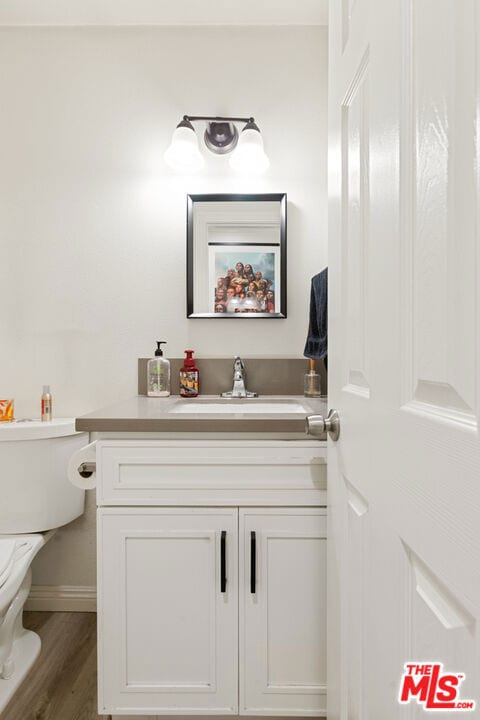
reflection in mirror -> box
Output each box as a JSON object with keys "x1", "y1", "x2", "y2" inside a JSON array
[{"x1": 187, "y1": 194, "x2": 287, "y2": 319}]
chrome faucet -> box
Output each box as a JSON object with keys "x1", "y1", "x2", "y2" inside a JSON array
[{"x1": 221, "y1": 356, "x2": 258, "y2": 398}]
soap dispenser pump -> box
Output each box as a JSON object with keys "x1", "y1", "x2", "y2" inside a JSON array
[{"x1": 147, "y1": 341, "x2": 170, "y2": 397}]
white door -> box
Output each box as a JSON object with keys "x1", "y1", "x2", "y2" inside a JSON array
[
  {"x1": 98, "y1": 508, "x2": 238, "y2": 715},
  {"x1": 328, "y1": 0, "x2": 480, "y2": 717},
  {"x1": 240, "y1": 508, "x2": 327, "y2": 716}
]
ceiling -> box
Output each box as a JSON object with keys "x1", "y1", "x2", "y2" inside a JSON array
[{"x1": 0, "y1": 0, "x2": 328, "y2": 26}]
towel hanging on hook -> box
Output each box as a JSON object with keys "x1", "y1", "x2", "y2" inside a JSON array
[{"x1": 304, "y1": 267, "x2": 328, "y2": 368}]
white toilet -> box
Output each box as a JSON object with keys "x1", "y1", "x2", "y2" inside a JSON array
[{"x1": 0, "y1": 418, "x2": 86, "y2": 711}]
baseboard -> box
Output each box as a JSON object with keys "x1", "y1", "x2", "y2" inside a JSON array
[{"x1": 25, "y1": 585, "x2": 97, "y2": 612}]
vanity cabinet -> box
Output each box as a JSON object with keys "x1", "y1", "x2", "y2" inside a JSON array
[
  {"x1": 99, "y1": 508, "x2": 239, "y2": 714},
  {"x1": 96, "y1": 440, "x2": 327, "y2": 717},
  {"x1": 240, "y1": 509, "x2": 326, "y2": 716}
]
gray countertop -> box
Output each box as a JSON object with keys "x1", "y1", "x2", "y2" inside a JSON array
[{"x1": 75, "y1": 395, "x2": 327, "y2": 435}]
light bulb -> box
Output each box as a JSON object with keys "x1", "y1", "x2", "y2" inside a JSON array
[
  {"x1": 164, "y1": 121, "x2": 204, "y2": 172},
  {"x1": 229, "y1": 122, "x2": 270, "y2": 174}
]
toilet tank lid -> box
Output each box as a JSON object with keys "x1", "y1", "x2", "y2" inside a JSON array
[{"x1": 0, "y1": 418, "x2": 82, "y2": 442}]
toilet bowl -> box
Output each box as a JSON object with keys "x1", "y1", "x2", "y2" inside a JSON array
[{"x1": 0, "y1": 419, "x2": 86, "y2": 712}]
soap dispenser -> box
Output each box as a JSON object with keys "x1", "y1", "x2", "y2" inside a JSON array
[
  {"x1": 147, "y1": 341, "x2": 170, "y2": 397},
  {"x1": 180, "y1": 349, "x2": 199, "y2": 398}
]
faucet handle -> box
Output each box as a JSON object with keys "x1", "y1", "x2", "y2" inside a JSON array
[{"x1": 221, "y1": 356, "x2": 258, "y2": 398}]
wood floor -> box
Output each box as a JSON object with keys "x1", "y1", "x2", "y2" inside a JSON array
[{"x1": 2, "y1": 611, "x2": 110, "y2": 720}]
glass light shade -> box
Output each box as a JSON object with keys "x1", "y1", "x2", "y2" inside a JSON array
[
  {"x1": 229, "y1": 127, "x2": 270, "y2": 174},
  {"x1": 164, "y1": 125, "x2": 205, "y2": 172}
]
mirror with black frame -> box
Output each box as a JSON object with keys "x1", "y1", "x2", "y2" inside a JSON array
[{"x1": 186, "y1": 193, "x2": 287, "y2": 318}]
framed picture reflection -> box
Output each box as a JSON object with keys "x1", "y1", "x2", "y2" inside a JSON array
[{"x1": 186, "y1": 193, "x2": 287, "y2": 318}]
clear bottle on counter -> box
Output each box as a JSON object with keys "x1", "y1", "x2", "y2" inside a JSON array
[
  {"x1": 147, "y1": 341, "x2": 170, "y2": 397},
  {"x1": 304, "y1": 359, "x2": 321, "y2": 397}
]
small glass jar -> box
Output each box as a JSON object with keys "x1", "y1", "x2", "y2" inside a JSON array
[{"x1": 304, "y1": 372, "x2": 321, "y2": 398}]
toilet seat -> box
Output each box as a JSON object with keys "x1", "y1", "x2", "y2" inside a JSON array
[
  {"x1": 0, "y1": 537, "x2": 39, "y2": 591},
  {"x1": 0, "y1": 541, "x2": 16, "y2": 589}
]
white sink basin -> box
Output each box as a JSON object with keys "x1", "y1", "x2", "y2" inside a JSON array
[{"x1": 170, "y1": 399, "x2": 308, "y2": 414}]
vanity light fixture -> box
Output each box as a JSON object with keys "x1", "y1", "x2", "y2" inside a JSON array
[{"x1": 164, "y1": 115, "x2": 270, "y2": 174}]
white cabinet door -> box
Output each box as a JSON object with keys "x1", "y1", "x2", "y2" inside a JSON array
[
  {"x1": 239, "y1": 509, "x2": 327, "y2": 716},
  {"x1": 98, "y1": 508, "x2": 238, "y2": 716}
]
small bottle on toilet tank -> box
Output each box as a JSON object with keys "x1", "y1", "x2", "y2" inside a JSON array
[{"x1": 41, "y1": 385, "x2": 52, "y2": 421}]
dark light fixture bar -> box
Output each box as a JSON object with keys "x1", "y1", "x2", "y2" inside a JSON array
[{"x1": 183, "y1": 115, "x2": 255, "y2": 124}]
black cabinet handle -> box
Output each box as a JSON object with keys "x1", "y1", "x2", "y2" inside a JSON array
[
  {"x1": 250, "y1": 531, "x2": 256, "y2": 594},
  {"x1": 221, "y1": 531, "x2": 227, "y2": 593}
]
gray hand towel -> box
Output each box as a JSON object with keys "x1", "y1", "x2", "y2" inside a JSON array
[{"x1": 303, "y1": 268, "x2": 328, "y2": 361}]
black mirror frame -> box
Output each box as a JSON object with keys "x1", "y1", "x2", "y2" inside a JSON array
[{"x1": 186, "y1": 193, "x2": 287, "y2": 319}]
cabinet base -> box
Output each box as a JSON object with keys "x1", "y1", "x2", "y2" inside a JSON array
[{"x1": 111, "y1": 716, "x2": 326, "y2": 720}]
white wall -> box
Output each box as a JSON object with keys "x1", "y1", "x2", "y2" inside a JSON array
[{"x1": 0, "y1": 26, "x2": 328, "y2": 589}]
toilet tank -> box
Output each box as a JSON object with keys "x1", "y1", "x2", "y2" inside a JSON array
[{"x1": 0, "y1": 419, "x2": 86, "y2": 533}]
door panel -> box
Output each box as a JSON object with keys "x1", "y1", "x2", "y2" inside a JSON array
[
  {"x1": 344, "y1": 477, "x2": 369, "y2": 720},
  {"x1": 329, "y1": 0, "x2": 480, "y2": 717},
  {"x1": 402, "y1": 545, "x2": 477, "y2": 718},
  {"x1": 124, "y1": 533, "x2": 214, "y2": 687},
  {"x1": 342, "y1": 50, "x2": 370, "y2": 398},
  {"x1": 240, "y1": 509, "x2": 327, "y2": 716},
  {"x1": 404, "y1": 0, "x2": 477, "y2": 422},
  {"x1": 98, "y1": 508, "x2": 238, "y2": 715}
]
